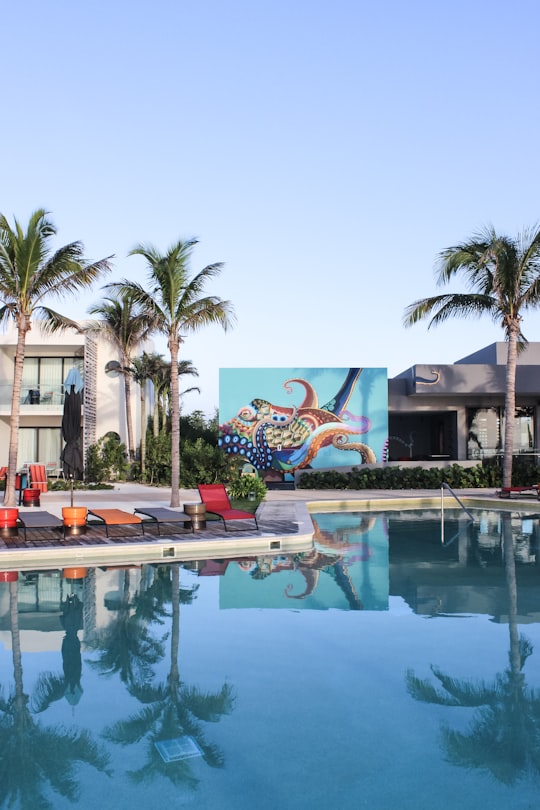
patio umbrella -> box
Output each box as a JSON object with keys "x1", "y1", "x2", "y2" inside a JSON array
[{"x1": 61, "y1": 368, "x2": 84, "y2": 481}]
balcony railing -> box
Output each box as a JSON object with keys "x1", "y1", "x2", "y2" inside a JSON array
[{"x1": 0, "y1": 384, "x2": 67, "y2": 409}]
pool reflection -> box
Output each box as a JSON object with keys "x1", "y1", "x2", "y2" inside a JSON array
[{"x1": 0, "y1": 508, "x2": 540, "y2": 808}]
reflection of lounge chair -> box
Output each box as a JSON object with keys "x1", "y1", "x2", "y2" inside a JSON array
[
  {"x1": 198, "y1": 484, "x2": 259, "y2": 531},
  {"x1": 87, "y1": 509, "x2": 145, "y2": 537},
  {"x1": 28, "y1": 464, "x2": 48, "y2": 493},
  {"x1": 133, "y1": 507, "x2": 194, "y2": 535},
  {"x1": 18, "y1": 510, "x2": 64, "y2": 540}
]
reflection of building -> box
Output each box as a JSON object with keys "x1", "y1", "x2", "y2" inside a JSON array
[
  {"x1": 389, "y1": 343, "x2": 540, "y2": 463},
  {"x1": 388, "y1": 509, "x2": 540, "y2": 621},
  {"x1": 0, "y1": 321, "x2": 146, "y2": 467}
]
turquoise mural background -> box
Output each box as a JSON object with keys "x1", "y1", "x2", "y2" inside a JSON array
[{"x1": 218, "y1": 367, "x2": 388, "y2": 473}]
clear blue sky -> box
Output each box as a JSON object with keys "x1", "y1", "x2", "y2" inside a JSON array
[{"x1": 3, "y1": 0, "x2": 540, "y2": 416}]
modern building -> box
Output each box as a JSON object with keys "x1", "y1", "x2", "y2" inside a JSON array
[
  {"x1": 0, "y1": 321, "x2": 143, "y2": 469},
  {"x1": 388, "y1": 342, "x2": 540, "y2": 463}
]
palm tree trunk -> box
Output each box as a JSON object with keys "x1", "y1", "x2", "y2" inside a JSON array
[
  {"x1": 169, "y1": 336, "x2": 180, "y2": 507},
  {"x1": 502, "y1": 328, "x2": 519, "y2": 489},
  {"x1": 140, "y1": 385, "x2": 146, "y2": 478},
  {"x1": 123, "y1": 354, "x2": 135, "y2": 462},
  {"x1": 6, "y1": 317, "x2": 30, "y2": 506},
  {"x1": 152, "y1": 381, "x2": 160, "y2": 438}
]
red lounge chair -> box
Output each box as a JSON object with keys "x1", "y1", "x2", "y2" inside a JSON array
[
  {"x1": 28, "y1": 464, "x2": 48, "y2": 493},
  {"x1": 197, "y1": 484, "x2": 259, "y2": 531},
  {"x1": 497, "y1": 485, "x2": 540, "y2": 499}
]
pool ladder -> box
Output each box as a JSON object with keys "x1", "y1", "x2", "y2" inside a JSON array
[{"x1": 440, "y1": 482, "x2": 474, "y2": 545}]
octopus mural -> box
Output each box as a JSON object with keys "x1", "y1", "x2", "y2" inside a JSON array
[{"x1": 219, "y1": 368, "x2": 378, "y2": 473}]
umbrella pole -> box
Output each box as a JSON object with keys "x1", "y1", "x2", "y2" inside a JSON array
[{"x1": 70, "y1": 475, "x2": 74, "y2": 508}]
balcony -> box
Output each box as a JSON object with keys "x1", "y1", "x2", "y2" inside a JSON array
[{"x1": 0, "y1": 384, "x2": 69, "y2": 416}]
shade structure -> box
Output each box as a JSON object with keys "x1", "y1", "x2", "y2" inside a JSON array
[{"x1": 61, "y1": 369, "x2": 84, "y2": 480}]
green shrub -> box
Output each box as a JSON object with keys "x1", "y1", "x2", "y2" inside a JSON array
[
  {"x1": 227, "y1": 475, "x2": 267, "y2": 501},
  {"x1": 85, "y1": 433, "x2": 128, "y2": 483},
  {"x1": 296, "y1": 463, "x2": 510, "y2": 490}
]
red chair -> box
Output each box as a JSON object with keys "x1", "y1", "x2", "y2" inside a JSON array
[
  {"x1": 197, "y1": 484, "x2": 259, "y2": 531},
  {"x1": 28, "y1": 464, "x2": 48, "y2": 493}
]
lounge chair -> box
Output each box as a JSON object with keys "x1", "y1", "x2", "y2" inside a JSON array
[
  {"x1": 133, "y1": 507, "x2": 194, "y2": 535},
  {"x1": 497, "y1": 485, "x2": 540, "y2": 499},
  {"x1": 18, "y1": 510, "x2": 64, "y2": 540},
  {"x1": 197, "y1": 484, "x2": 259, "y2": 531},
  {"x1": 28, "y1": 464, "x2": 48, "y2": 493},
  {"x1": 87, "y1": 508, "x2": 146, "y2": 537}
]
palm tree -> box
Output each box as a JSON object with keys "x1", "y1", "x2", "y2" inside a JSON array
[
  {"x1": 87, "y1": 292, "x2": 154, "y2": 461},
  {"x1": 155, "y1": 358, "x2": 200, "y2": 434},
  {"x1": 0, "y1": 209, "x2": 112, "y2": 505},
  {"x1": 108, "y1": 239, "x2": 234, "y2": 506},
  {"x1": 130, "y1": 353, "x2": 154, "y2": 478},
  {"x1": 403, "y1": 224, "x2": 540, "y2": 489}
]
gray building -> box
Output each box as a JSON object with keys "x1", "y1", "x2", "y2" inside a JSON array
[{"x1": 388, "y1": 342, "x2": 540, "y2": 463}]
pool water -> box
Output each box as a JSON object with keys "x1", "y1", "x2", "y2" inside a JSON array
[{"x1": 1, "y1": 508, "x2": 540, "y2": 809}]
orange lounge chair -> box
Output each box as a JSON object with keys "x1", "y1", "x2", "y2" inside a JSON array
[
  {"x1": 87, "y1": 509, "x2": 145, "y2": 537},
  {"x1": 28, "y1": 464, "x2": 48, "y2": 493},
  {"x1": 197, "y1": 484, "x2": 259, "y2": 531}
]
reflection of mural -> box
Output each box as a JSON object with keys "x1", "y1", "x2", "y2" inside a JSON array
[
  {"x1": 218, "y1": 512, "x2": 389, "y2": 610},
  {"x1": 219, "y1": 367, "x2": 388, "y2": 473}
]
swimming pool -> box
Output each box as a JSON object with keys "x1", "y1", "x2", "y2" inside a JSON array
[{"x1": 1, "y1": 507, "x2": 539, "y2": 809}]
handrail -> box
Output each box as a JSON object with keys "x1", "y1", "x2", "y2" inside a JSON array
[
  {"x1": 440, "y1": 482, "x2": 474, "y2": 521},
  {"x1": 440, "y1": 483, "x2": 474, "y2": 546}
]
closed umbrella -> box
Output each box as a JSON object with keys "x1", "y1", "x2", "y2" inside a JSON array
[{"x1": 61, "y1": 368, "x2": 84, "y2": 481}]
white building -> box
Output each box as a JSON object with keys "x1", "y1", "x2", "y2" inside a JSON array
[{"x1": 0, "y1": 321, "x2": 144, "y2": 469}]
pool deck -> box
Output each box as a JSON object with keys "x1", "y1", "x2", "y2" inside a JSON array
[{"x1": 0, "y1": 483, "x2": 536, "y2": 570}]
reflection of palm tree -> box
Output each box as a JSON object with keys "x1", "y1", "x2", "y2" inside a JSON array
[
  {"x1": 87, "y1": 569, "x2": 166, "y2": 687},
  {"x1": 104, "y1": 565, "x2": 235, "y2": 787},
  {"x1": 406, "y1": 514, "x2": 540, "y2": 784},
  {"x1": 0, "y1": 581, "x2": 111, "y2": 809}
]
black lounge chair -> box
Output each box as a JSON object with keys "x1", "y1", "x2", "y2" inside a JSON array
[
  {"x1": 133, "y1": 507, "x2": 194, "y2": 535},
  {"x1": 18, "y1": 510, "x2": 64, "y2": 540}
]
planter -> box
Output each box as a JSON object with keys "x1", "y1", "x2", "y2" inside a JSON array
[
  {"x1": 0, "y1": 507, "x2": 19, "y2": 539},
  {"x1": 22, "y1": 488, "x2": 40, "y2": 507},
  {"x1": 184, "y1": 503, "x2": 207, "y2": 530},
  {"x1": 63, "y1": 567, "x2": 88, "y2": 580},
  {"x1": 62, "y1": 507, "x2": 87, "y2": 536},
  {"x1": 0, "y1": 571, "x2": 18, "y2": 582}
]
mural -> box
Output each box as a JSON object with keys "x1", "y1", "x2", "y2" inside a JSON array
[{"x1": 218, "y1": 367, "x2": 388, "y2": 474}]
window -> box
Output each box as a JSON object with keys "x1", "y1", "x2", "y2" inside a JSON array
[{"x1": 467, "y1": 406, "x2": 534, "y2": 459}]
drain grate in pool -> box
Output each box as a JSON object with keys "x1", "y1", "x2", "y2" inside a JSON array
[{"x1": 155, "y1": 736, "x2": 203, "y2": 763}]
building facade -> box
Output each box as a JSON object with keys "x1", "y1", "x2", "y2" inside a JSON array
[
  {"x1": 0, "y1": 321, "x2": 142, "y2": 469},
  {"x1": 388, "y1": 342, "x2": 540, "y2": 463}
]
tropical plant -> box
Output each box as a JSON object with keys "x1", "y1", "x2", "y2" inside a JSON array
[
  {"x1": 153, "y1": 358, "x2": 200, "y2": 435},
  {"x1": 107, "y1": 238, "x2": 234, "y2": 506},
  {"x1": 87, "y1": 291, "x2": 154, "y2": 461},
  {"x1": 85, "y1": 432, "x2": 128, "y2": 482},
  {"x1": 0, "y1": 209, "x2": 112, "y2": 505},
  {"x1": 404, "y1": 224, "x2": 540, "y2": 489}
]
